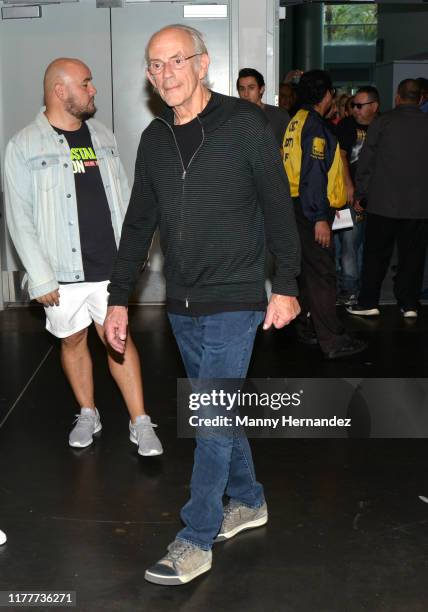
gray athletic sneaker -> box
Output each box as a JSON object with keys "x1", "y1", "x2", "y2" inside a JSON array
[
  {"x1": 69, "y1": 408, "x2": 102, "y2": 448},
  {"x1": 129, "y1": 415, "x2": 163, "y2": 456},
  {"x1": 215, "y1": 500, "x2": 268, "y2": 542},
  {"x1": 144, "y1": 539, "x2": 212, "y2": 585}
]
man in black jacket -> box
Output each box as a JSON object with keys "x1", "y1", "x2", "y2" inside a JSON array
[
  {"x1": 347, "y1": 79, "x2": 428, "y2": 318},
  {"x1": 335, "y1": 85, "x2": 380, "y2": 305},
  {"x1": 236, "y1": 67, "x2": 290, "y2": 147},
  {"x1": 104, "y1": 24, "x2": 300, "y2": 585}
]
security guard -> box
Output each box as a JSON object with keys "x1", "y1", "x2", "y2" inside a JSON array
[{"x1": 283, "y1": 69, "x2": 366, "y2": 359}]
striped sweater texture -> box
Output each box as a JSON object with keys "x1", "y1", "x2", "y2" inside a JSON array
[{"x1": 108, "y1": 91, "x2": 300, "y2": 307}]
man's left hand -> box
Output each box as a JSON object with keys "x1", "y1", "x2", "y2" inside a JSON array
[
  {"x1": 263, "y1": 294, "x2": 301, "y2": 330},
  {"x1": 354, "y1": 199, "x2": 365, "y2": 213}
]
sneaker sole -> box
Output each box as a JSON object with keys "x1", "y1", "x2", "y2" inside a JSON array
[
  {"x1": 69, "y1": 423, "x2": 102, "y2": 448},
  {"x1": 129, "y1": 433, "x2": 163, "y2": 457},
  {"x1": 144, "y1": 559, "x2": 212, "y2": 585},
  {"x1": 346, "y1": 308, "x2": 380, "y2": 316},
  {"x1": 214, "y1": 514, "x2": 268, "y2": 542}
]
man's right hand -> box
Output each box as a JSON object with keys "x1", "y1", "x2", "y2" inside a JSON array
[
  {"x1": 314, "y1": 220, "x2": 331, "y2": 248},
  {"x1": 36, "y1": 289, "x2": 60, "y2": 307},
  {"x1": 104, "y1": 305, "x2": 128, "y2": 354}
]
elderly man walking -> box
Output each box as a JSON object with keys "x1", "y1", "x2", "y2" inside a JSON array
[{"x1": 105, "y1": 25, "x2": 300, "y2": 585}]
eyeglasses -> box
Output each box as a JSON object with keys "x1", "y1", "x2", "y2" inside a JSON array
[
  {"x1": 351, "y1": 101, "x2": 375, "y2": 110},
  {"x1": 147, "y1": 53, "x2": 202, "y2": 75}
]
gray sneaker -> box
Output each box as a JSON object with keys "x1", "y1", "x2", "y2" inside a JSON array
[
  {"x1": 215, "y1": 500, "x2": 268, "y2": 542},
  {"x1": 144, "y1": 539, "x2": 212, "y2": 585},
  {"x1": 129, "y1": 415, "x2": 163, "y2": 456},
  {"x1": 69, "y1": 408, "x2": 102, "y2": 448}
]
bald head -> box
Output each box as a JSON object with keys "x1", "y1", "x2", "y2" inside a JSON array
[
  {"x1": 43, "y1": 58, "x2": 97, "y2": 127},
  {"x1": 44, "y1": 58, "x2": 88, "y2": 99},
  {"x1": 396, "y1": 79, "x2": 422, "y2": 105}
]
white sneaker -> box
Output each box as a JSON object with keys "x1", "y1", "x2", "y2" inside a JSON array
[
  {"x1": 346, "y1": 305, "x2": 380, "y2": 316},
  {"x1": 69, "y1": 408, "x2": 102, "y2": 448},
  {"x1": 0, "y1": 529, "x2": 6, "y2": 545},
  {"x1": 401, "y1": 309, "x2": 418, "y2": 319},
  {"x1": 129, "y1": 415, "x2": 163, "y2": 456}
]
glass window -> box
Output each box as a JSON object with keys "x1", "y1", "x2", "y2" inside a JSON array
[{"x1": 324, "y1": 4, "x2": 377, "y2": 44}]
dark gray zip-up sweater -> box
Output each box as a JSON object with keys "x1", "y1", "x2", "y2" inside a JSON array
[
  {"x1": 355, "y1": 104, "x2": 428, "y2": 219},
  {"x1": 108, "y1": 91, "x2": 300, "y2": 308}
]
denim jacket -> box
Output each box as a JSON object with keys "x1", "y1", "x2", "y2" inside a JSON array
[{"x1": 4, "y1": 109, "x2": 130, "y2": 299}]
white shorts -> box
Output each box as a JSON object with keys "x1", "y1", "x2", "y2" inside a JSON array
[{"x1": 45, "y1": 280, "x2": 109, "y2": 338}]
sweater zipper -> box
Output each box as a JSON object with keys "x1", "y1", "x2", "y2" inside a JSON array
[{"x1": 155, "y1": 116, "x2": 206, "y2": 310}]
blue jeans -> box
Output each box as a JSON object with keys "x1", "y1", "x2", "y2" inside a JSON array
[
  {"x1": 168, "y1": 310, "x2": 266, "y2": 550},
  {"x1": 336, "y1": 209, "x2": 366, "y2": 294}
]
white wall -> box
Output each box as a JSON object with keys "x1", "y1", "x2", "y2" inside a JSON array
[
  {"x1": 236, "y1": 0, "x2": 279, "y2": 105},
  {"x1": 0, "y1": 0, "x2": 112, "y2": 276}
]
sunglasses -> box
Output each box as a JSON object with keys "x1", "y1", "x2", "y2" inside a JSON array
[{"x1": 351, "y1": 101, "x2": 375, "y2": 109}]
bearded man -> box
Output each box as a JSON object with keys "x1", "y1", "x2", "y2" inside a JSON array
[{"x1": 4, "y1": 58, "x2": 162, "y2": 456}]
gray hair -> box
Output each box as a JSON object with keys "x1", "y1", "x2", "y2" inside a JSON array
[{"x1": 145, "y1": 24, "x2": 208, "y2": 63}]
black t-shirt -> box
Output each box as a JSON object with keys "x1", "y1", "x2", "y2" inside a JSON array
[
  {"x1": 168, "y1": 106, "x2": 266, "y2": 317},
  {"x1": 336, "y1": 116, "x2": 369, "y2": 181},
  {"x1": 53, "y1": 123, "x2": 117, "y2": 282},
  {"x1": 172, "y1": 116, "x2": 203, "y2": 169}
]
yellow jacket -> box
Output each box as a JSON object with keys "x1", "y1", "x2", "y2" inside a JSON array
[{"x1": 282, "y1": 107, "x2": 347, "y2": 222}]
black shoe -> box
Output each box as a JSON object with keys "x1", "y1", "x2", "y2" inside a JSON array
[
  {"x1": 323, "y1": 337, "x2": 367, "y2": 360},
  {"x1": 336, "y1": 292, "x2": 358, "y2": 306}
]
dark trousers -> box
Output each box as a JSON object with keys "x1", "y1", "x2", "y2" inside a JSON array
[
  {"x1": 358, "y1": 213, "x2": 428, "y2": 310},
  {"x1": 293, "y1": 199, "x2": 345, "y2": 352}
]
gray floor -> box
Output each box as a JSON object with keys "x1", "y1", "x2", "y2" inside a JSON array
[{"x1": 0, "y1": 305, "x2": 428, "y2": 612}]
